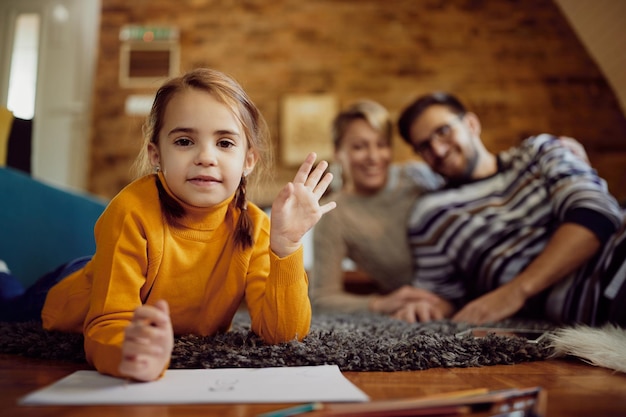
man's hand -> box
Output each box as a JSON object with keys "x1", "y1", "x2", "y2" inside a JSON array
[
  {"x1": 453, "y1": 223, "x2": 601, "y2": 325},
  {"x1": 452, "y1": 282, "x2": 526, "y2": 324},
  {"x1": 118, "y1": 300, "x2": 174, "y2": 382}
]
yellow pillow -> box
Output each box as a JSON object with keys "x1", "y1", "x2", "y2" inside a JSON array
[{"x1": 0, "y1": 106, "x2": 15, "y2": 166}]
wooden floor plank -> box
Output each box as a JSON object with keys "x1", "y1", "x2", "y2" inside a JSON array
[{"x1": 1, "y1": 354, "x2": 625, "y2": 417}]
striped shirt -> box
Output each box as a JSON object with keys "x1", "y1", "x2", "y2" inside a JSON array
[{"x1": 408, "y1": 134, "x2": 625, "y2": 324}]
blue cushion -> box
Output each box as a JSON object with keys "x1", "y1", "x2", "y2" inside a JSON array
[{"x1": 0, "y1": 167, "x2": 107, "y2": 287}]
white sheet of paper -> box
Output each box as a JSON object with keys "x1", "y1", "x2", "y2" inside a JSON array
[{"x1": 19, "y1": 365, "x2": 369, "y2": 405}]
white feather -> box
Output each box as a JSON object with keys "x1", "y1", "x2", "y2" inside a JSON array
[{"x1": 548, "y1": 324, "x2": 626, "y2": 373}]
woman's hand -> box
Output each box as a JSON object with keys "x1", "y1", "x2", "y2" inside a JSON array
[
  {"x1": 392, "y1": 298, "x2": 455, "y2": 323},
  {"x1": 270, "y1": 152, "x2": 336, "y2": 258},
  {"x1": 369, "y1": 285, "x2": 443, "y2": 316},
  {"x1": 118, "y1": 300, "x2": 174, "y2": 382}
]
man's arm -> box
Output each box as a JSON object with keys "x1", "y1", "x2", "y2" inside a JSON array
[
  {"x1": 452, "y1": 136, "x2": 620, "y2": 324},
  {"x1": 453, "y1": 221, "x2": 600, "y2": 324}
]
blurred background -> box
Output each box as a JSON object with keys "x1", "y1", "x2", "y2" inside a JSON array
[{"x1": 1, "y1": 0, "x2": 625, "y2": 207}]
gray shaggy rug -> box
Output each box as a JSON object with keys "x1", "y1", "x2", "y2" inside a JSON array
[{"x1": 0, "y1": 313, "x2": 554, "y2": 371}]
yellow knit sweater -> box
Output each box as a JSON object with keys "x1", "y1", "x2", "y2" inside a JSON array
[{"x1": 42, "y1": 173, "x2": 311, "y2": 377}]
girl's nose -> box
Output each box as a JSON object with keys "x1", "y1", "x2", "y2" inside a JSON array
[{"x1": 195, "y1": 144, "x2": 218, "y2": 166}]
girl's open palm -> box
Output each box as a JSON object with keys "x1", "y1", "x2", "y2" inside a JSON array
[{"x1": 270, "y1": 152, "x2": 336, "y2": 257}]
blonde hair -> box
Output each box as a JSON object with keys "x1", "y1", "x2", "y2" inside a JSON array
[
  {"x1": 331, "y1": 99, "x2": 392, "y2": 150},
  {"x1": 133, "y1": 68, "x2": 272, "y2": 248}
]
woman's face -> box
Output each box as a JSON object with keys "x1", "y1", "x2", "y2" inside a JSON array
[{"x1": 335, "y1": 118, "x2": 392, "y2": 195}]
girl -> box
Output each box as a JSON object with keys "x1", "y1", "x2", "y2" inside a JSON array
[{"x1": 2, "y1": 68, "x2": 336, "y2": 382}]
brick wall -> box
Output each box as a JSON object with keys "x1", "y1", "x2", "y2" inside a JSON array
[{"x1": 88, "y1": 0, "x2": 626, "y2": 205}]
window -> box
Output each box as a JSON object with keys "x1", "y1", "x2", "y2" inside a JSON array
[{"x1": 7, "y1": 13, "x2": 40, "y2": 120}]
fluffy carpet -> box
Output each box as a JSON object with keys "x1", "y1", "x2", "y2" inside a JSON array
[{"x1": 0, "y1": 313, "x2": 555, "y2": 371}]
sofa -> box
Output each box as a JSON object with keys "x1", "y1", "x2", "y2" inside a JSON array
[{"x1": 0, "y1": 167, "x2": 107, "y2": 287}]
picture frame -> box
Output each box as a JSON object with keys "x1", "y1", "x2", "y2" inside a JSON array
[
  {"x1": 279, "y1": 94, "x2": 338, "y2": 166},
  {"x1": 118, "y1": 25, "x2": 180, "y2": 88}
]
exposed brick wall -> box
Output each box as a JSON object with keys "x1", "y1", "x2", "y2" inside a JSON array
[{"x1": 89, "y1": 0, "x2": 626, "y2": 205}]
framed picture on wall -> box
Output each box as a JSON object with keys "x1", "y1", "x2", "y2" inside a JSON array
[
  {"x1": 279, "y1": 94, "x2": 338, "y2": 167},
  {"x1": 119, "y1": 25, "x2": 180, "y2": 88}
]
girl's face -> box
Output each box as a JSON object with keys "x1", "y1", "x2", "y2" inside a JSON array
[
  {"x1": 335, "y1": 118, "x2": 392, "y2": 195},
  {"x1": 149, "y1": 88, "x2": 257, "y2": 208}
]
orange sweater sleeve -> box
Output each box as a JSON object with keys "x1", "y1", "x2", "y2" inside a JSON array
[
  {"x1": 82, "y1": 177, "x2": 164, "y2": 378},
  {"x1": 243, "y1": 207, "x2": 311, "y2": 344}
]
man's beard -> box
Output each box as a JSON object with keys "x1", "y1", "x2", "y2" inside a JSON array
[
  {"x1": 436, "y1": 144, "x2": 479, "y2": 184},
  {"x1": 461, "y1": 146, "x2": 479, "y2": 181}
]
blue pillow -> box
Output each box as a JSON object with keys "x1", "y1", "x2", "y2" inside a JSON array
[{"x1": 0, "y1": 167, "x2": 106, "y2": 287}]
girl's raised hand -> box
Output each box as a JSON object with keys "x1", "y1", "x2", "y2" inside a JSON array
[
  {"x1": 118, "y1": 299, "x2": 174, "y2": 382},
  {"x1": 270, "y1": 152, "x2": 336, "y2": 258}
]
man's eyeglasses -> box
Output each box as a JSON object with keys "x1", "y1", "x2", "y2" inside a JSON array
[{"x1": 412, "y1": 115, "x2": 464, "y2": 157}]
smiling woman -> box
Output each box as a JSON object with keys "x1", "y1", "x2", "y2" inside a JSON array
[{"x1": 309, "y1": 100, "x2": 444, "y2": 317}]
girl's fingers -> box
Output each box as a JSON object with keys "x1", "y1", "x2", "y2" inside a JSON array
[
  {"x1": 291, "y1": 153, "x2": 333, "y2": 197},
  {"x1": 132, "y1": 302, "x2": 170, "y2": 328},
  {"x1": 120, "y1": 301, "x2": 172, "y2": 382},
  {"x1": 292, "y1": 152, "x2": 317, "y2": 184},
  {"x1": 319, "y1": 201, "x2": 337, "y2": 215},
  {"x1": 123, "y1": 337, "x2": 168, "y2": 357},
  {"x1": 312, "y1": 171, "x2": 334, "y2": 199},
  {"x1": 154, "y1": 299, "x2": 170, "y2": 315},
  {"x1": 118, "y1": 355, "x2": 154, "y2": 380},
  {"x1": 125, "y1": 322, "x2": 161, "y2": 343},
  {"x1": 305, "y1": 159, "x2": 329, "y2": 189}
]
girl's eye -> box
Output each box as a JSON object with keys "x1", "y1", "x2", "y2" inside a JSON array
[
  {"x1": 174, "y1": 138, "x2": 193, "y2": 147},
  {"x1": 217, "y1": 139, "x2": 235, "y2": 149}
]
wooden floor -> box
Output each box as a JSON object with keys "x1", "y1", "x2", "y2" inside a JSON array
[{"x1": 2, "y1": 353, "x2": 625, "y2": 417}]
